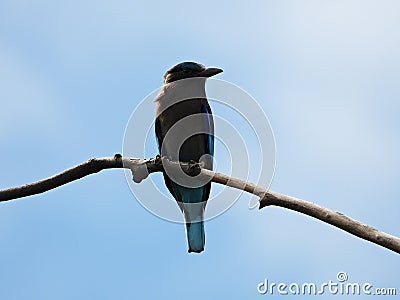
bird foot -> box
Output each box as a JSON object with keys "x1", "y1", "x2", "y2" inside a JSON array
[{"x1": 187, "y1": 160, "x2": 201, "y2": 176}]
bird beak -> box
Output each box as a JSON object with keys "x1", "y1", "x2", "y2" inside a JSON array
[{"x1": 199, "y1": 67, "x2": 223, "y2": 78}]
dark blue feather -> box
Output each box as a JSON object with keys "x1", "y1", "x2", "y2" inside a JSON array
[
  {"x1": 155, "y1": 117, "x2": 162, "y2": 150},
  {"x1": 201, "y1": 103, "x2": 214, "y2": 158}
]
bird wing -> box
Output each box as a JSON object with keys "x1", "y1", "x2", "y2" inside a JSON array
[
  {"x1": 155, "y1": 117, "x2": 163, "y2": 151},
  {"x1": 155, "y1": 116, "x2": 179, "y2": 200},
  {"x1": 201, "y1": 102, "x2": 214, "y2": 165},
  {"x1": 200, "y1": 102, "x2": 214, "y2": 202}
]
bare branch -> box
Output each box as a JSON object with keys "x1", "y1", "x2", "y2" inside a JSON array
[
  {"x1": 260, "y1": 192, "x2": 400, "y2": 255},
  {"x1": 0, "y1": 154, "x2": 399, "y2": 254}
]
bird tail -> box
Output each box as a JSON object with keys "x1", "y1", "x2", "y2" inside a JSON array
[
  {"x1": 186, "y1": 219, "x2": 205, "y2": 253},
  {"x1": 175, "y1": 187, "x2": 207, "y2": 253}
]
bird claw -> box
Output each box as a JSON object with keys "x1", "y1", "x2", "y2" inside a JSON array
[
  {"x1": 155, "y1": 155, "x2": 163, "y2": 165},
  {"x1": 187, "y1": 161, "x2": 201, "y2": 176}
]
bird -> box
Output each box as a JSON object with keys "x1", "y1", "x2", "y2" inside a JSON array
[{"x1": 154, "y1": 62, "x2": 223, "y2": 253}]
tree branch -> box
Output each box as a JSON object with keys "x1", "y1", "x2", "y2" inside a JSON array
[{"x1": 0, "y1": 154, "x2": 399, "y2": 254}]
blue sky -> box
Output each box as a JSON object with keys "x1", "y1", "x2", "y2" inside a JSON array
[{"x1": 1, "y1": 1, "x2": 399, "y2": 299}]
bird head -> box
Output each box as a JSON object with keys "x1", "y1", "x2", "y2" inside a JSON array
[{"x1": 163, "y1": 62, "x2": 223, "y2": 84}]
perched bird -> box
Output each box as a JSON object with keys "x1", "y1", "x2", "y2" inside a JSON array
[{"x1": 154, "y1": 62, "x2": 223, "y2": 253}]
